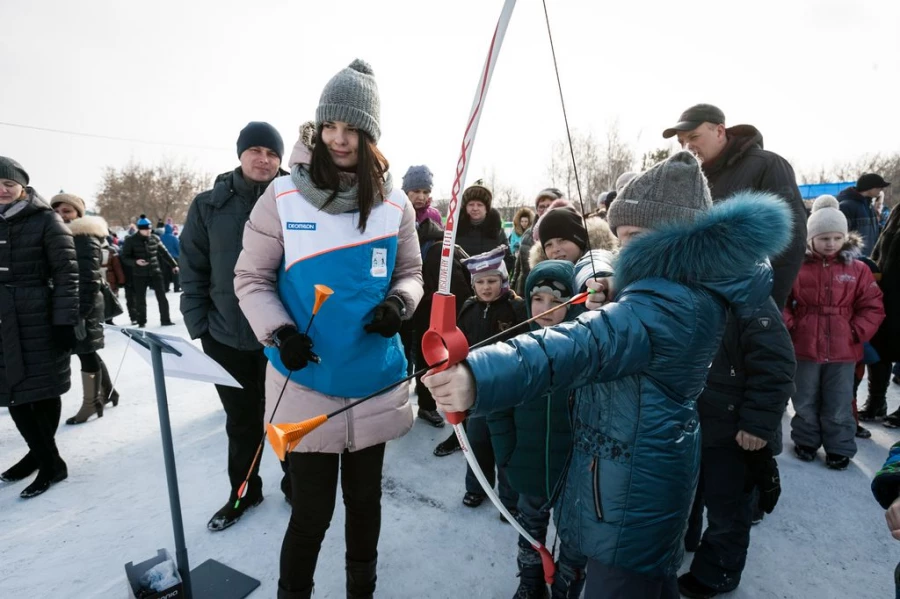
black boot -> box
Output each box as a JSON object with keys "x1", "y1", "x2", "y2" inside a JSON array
[
  {"x1": 1, "y1": 452, "x2": 38, "y2": 482},
  {"x1": 550, "y1": 559, "x2": 585, "y2": 599},
  {"x1": 21, "y1": 457, "x2": 68, "y2": 499},
  {"x1": 207, "y1": 490, "x2": 264, "y2": 531},
  {"x1": 346, "y1": 558, "x2": 377, "y2": 599},
  {"x1": 514, "y1": 555, "x2": 549, "y2": 599},
  {"x1": 99, "y1": 358, "x2": 120, "y2": 407},
  {"x1": 678, "y1": 572, "x2": 719, "y2": 598},
  {"x1": 434, "y1": 431, "x2": 461, "y2": 457},
  {"x1": 861, "y1": 361, "x2": 891, "y2": 420}
]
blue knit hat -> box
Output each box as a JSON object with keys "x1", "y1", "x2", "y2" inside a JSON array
[
  {"x1": 137, "y1": 214, "x2": 152, "y2": 230},
  {"x1": 402, "y1": 165, "x2": 433, "y2": 193},
  {"x1": 524, "y1": 260, "x2": 576, "y2": 321}
]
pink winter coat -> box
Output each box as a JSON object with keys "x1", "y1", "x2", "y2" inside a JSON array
[
  {"x1": 783, "y1": 235, "x2": 885, "y2": 363},
  {"x1": 233, "y1": 125, "x2": 424, "y2": 454}
]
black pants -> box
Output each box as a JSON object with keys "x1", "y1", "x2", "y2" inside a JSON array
[
  {"x1": 124, "y1": 280, "x2": 136, "y2": 322},
  {"x1": 279, "y1": 443, "x2": 386, "y2": 595},
  {"x1": 132, "y1": 275, "x2": 170, "y2": 325},
  {"x1": 161, "y1": 261, "x2": 181, "y2": 292},
  {"x1": 687, "y1": 446, "x2": 753, "y2": 592},
  {"x1": 200, "y1": 334, "x2": 287, "y2": 499},
  {"x1": 9, "y1": 398, "x2": 62, "y2": 470},
  {"x1": 584, "y1": 560, "x2": 678, "y2": 599},
  {"x1": 77, "y1": 351, "x2": 101, "y2": 372}
]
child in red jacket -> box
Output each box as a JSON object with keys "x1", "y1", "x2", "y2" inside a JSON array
[{"x1": 784, "y1": 195, "x2": 885, "y2": 470}]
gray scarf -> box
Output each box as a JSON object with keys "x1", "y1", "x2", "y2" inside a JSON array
[{"x1": 291, "y1": 163, "x2": 393, "y2": 215}]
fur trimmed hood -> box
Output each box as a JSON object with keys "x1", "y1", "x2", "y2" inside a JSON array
[
  {"x1": 66, "y1": 215, "x2": 109, "y2": 239},
  {"x1": 512, "y1": 206, "x2": 535, "y2": 236},
  {"x1": 529, "y1": 215, "x2": 618, "y2": 268},
  {"x1": 805, "y1": 232, "x2": 864, "y2": 265},
  {"x1": 614, "y1": 191, "x2": 792, "y2": 302}
]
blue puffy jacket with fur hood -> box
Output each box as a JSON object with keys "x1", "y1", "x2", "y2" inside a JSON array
[{"x1": 464, "y1": 191, "x2": 791, "y2": 578}]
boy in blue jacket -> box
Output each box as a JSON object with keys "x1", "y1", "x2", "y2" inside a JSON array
[{"x1": 425, "y1": 151, "x2": 792, "y2": 599}]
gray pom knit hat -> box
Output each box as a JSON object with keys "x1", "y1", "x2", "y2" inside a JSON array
[
  {"x1": 316, "y1": 59, "x2": 381, "y2": 142},
  {"x1": 607, "y1": 151, "x2": 712, "y2": 234}
]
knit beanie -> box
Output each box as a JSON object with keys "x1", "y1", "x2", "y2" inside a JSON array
[
  {"x1": 316, "y1": 59, "x2": 381, "y2": 142},
  {"x1": 539, "y1": 208, "x2": 589, "y2": 252},
  {"x1": 462, "y1": 245, "x2": 509, "y2": 290},
  {"x1": 525, "y1": 259, "x2": 576, "y2": 318},
  {"x1": 807, "y1": 195, "x2": 848, "y2": 240},
  {"x1": 462, "y1": 179, "x2": 493, "y2": 211},
  {"x1": 532, "y1": 198, "x2": 576, "y2": 244},
  {"x1": 535, "y1": 187, "x2": 564, "y2": 209},
  {"x1": 402, "y1": 165, "x2": 434, "y2": 193},
  {"x1": 0, "y1": 156, "x2": 29, "y2": 187},
  {"x1": 50, "y1": 193, "x2": 86, "y2": 218},
  {"x1": 607, "y1": 150, "x2": 712, "y2": 234},
  {"x1": 137, "y1": 214, "x2": 152, "y2": 230},
  {"x1": 615, "y1": 171, "x2": 639, "y2": 192},
  {"x1": 237, "y1": 121, "x2": 284, "y2": 160}
]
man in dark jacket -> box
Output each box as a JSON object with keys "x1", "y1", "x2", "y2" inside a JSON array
[
  {"x1": 121, "y1": 215, "x2": 178, "y2": 327},
  {"x1": 679, "y1": 301, "x2": 796, "y2": 599},
  {"x1": 179, "y1": 121, "x2": 288, "y2": 531},
  {"x1": 663, "y1": 104, "x2": 807, "y2": 309},
  {"x1": 838, "y1": 173, "x2": 890, "y2": 256}
]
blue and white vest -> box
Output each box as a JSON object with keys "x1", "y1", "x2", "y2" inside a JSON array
[{"x1": 266, "y1": 176, "x2": 408, "y2": 397}]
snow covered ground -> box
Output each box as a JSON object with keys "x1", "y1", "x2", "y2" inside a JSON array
[{"x1": 0, "y1": 291, "x2": 897, "y2": 598}]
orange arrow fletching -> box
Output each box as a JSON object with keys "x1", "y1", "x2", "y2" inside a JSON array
[
  {"x1": 312, "y1": 285, "x2": 334, "y2": 314},
  {"x1": 266, "y1": 414, "x2": 329, "y2": 460}
]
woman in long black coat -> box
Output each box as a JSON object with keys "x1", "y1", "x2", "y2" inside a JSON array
[
  {"x1": 0, "y1": 157, "x2": 79, "y2": 498},
  {"x1": 51, "y1": 194, "x2": 120, "y2": 423}
]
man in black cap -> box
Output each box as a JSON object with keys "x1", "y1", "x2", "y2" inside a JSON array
[
  {"x1": 663, "y1": 104, "x2": 807, "y2": 309},
  {"x1": 837, "y1": 173, "x2": 891, "y2": 256},
  {"x1": 179, "y1": 121, "x2": 289, "y2": 531}
]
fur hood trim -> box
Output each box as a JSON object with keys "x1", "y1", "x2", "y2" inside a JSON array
[
  {"x1": 513, "y1": 206, "x2": 535, "y2": 236},
  {"x1": 615, "y1": 191, "x2": 792, "y2": 292},
  {"x1": 458, "y1": 206, "x2": 503, "y2": 234},
  {"x1": 805, "y1": 232, "x2": 864, "y2": 265},
  {"x1": 67, "y1": 215, "x2": 109, "y2": 238},
  {"x1": 529, "y1": 215, "x2": 618, "y2": 268}
]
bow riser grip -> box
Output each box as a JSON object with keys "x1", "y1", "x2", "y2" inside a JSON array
[{"x1": 421, "y1": 293, "x2": 469, "y2": 425}]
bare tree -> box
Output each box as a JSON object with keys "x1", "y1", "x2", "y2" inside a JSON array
[
  {"x1": 546, "y1": 122, "x2": 636, "y2": 211},
  {"x1": 800, "y1": 152, "x2": 900, "y2": 207},
  {"x1": 96, "y1": 160, "x2": 208, "y2": 227}
]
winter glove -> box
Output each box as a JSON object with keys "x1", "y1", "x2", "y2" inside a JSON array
[
  {"x1": 364, "y1": 297, "x2": 404, "y2": 338},
  {"x1": 52, "y1": 325, "x2": 78, "y2": 352},
  {"x1": 273, "y1": 326, "x2": 319, "y2": 371},
  {"x1": 744, "y1": 447, "x2": 781, "y2": 514}
]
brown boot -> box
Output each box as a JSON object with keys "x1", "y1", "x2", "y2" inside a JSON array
[{"x1": 65, "y1": 372, "x2": 104, "y2": 425}]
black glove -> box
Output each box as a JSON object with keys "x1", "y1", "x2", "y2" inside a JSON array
[
  {"x1": 744, "y1": 447, "x2": 781, "y2": 514},
  {"x1": 274, "y1": 326, "x2": 319, "y2": 371},
  {"x1": 52, "y1": 325, "x2": 78, "y2": 352},
  {"x1": 364, "y1": 297, "x2": 404, "y2": 338}
]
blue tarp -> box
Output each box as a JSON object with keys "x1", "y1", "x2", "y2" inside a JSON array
[{"x1": 798, "y1": 182, "x2": 854, "y2": 199}]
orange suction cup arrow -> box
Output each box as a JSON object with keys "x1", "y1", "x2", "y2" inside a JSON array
[
  {"x1": 266, "y1": 415, "x2": 329, "y2": 460},
  {"x1": 313, "y1": 285, "x2": 334, "y2": 314}
]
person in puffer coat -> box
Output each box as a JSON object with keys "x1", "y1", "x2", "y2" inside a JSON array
[
  {"x1": 784, "y1": 196, "x2": 885, "y2": 470},
  {"x1": 50, "y1": 194, "x2": 121, "y2": 424},
  {"x1": 121, "y1": 215, "x2": 178, "y2": 327},
  {"x1": 234, "y1": 59, "x2": 423, "y2": 599},
  {"x1": 425, "y1": 151, "x2": 793, "y2": 598},
  {"x1": 0, "y1": 157, "x2": 79, "y2": 499},
  {"x1": 508, "y1": 206, "x2": 534, "y2": 255},
  {"x1": 456, "y1": 179, "x2": 512, "y2": 269},
  {"x1": 487, "y1": 259, "x2": 587, "y2": 599}
]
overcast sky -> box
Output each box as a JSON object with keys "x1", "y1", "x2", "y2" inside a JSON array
[{"x1": 3, "y1": 0, "x2": 899, "y2": 210}]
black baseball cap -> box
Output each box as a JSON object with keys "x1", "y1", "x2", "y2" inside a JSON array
[
  {"x1": 662, "y1": 104, "x2": 726, "y2": 139},
  {"x1": 857, "y1": 173, "x2": 891, "y2": 192}
]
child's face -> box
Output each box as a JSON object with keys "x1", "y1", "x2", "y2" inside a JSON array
[
  {"x1": 474, "y1": 275, "x2": 503, "y2": 303},
  {"x1": 407, "y1": 189, "x2": 431, "y2": 210},
  {"x1": 531, "y1": 292, "x2": 566, "y2": 327},
  {"x1": 543, "y1": 238, "x2": 581, "y2": 263},
  {"x1": 812, "y1": 232, "x2": 845, "y2": 257}
]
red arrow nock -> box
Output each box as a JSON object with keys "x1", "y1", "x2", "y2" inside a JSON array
[{"x1": 421, "y1": 293, "x2": 469, "y2": 425}]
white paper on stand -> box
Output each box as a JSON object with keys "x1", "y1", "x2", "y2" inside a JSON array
[{"x1": 103, "y1": 325, "x2": 242, "y2": 388}]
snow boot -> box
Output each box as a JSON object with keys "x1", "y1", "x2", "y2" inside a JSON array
[
  {"x1": 793, "y1": 445, "x2": 817, "y2": 462},
  {"x1": 550, "y1": 559, "x2": 585, "y2": 599},
  {"x1": 20, "y1": 457, "x2": 68, "y2": 499},
  {"x1": 65, "y1": 371, "x2": 104, "y2": 425},
  {"x1": 825, "y1": 454, "x2": 850, "y2": 471},
  {"x1": 514, "y1": 555, "x2": 549, "y2": 599},
  {"x1": 277, "y1": 585, "x2": 313, "y2": 599},
  {"x1": 346, "y1": 558, "x2": 376, "y2": 599},
  {"x1": 463, "y1": 492, "x2": 486, "y2": 507},
  {"x1": 0, "y1": 452, "x2": 38, "y2": 482},
  {"x1": 417, "y1": 408, "x2": 446, "y2": 428},
  {"x1": 885, "y1": 409, "x2": 900, "y2": 429},
  {"x1": 434, "y1": 432, "x2": 461, "y2": 457},
  {"x1": 99, "y1": 359, "x2": 119, "y2": 407},
  {"x1": 856, "y1": 424, "x2": 872, "y2": 439},
  {"x1": 207, "y1": 492, "x2": 263, "y2": 532},
  {"x1": 678, "y1": 573, "x2": 719, "y2": 598}
]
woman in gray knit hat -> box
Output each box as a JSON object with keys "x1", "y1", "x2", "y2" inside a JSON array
[
  {"x1": 0, "y1": 157, "x2": 79, "y2": 498},
  {"x1": 234, "y1": 60, "x2": 423, "y2": 599}
]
